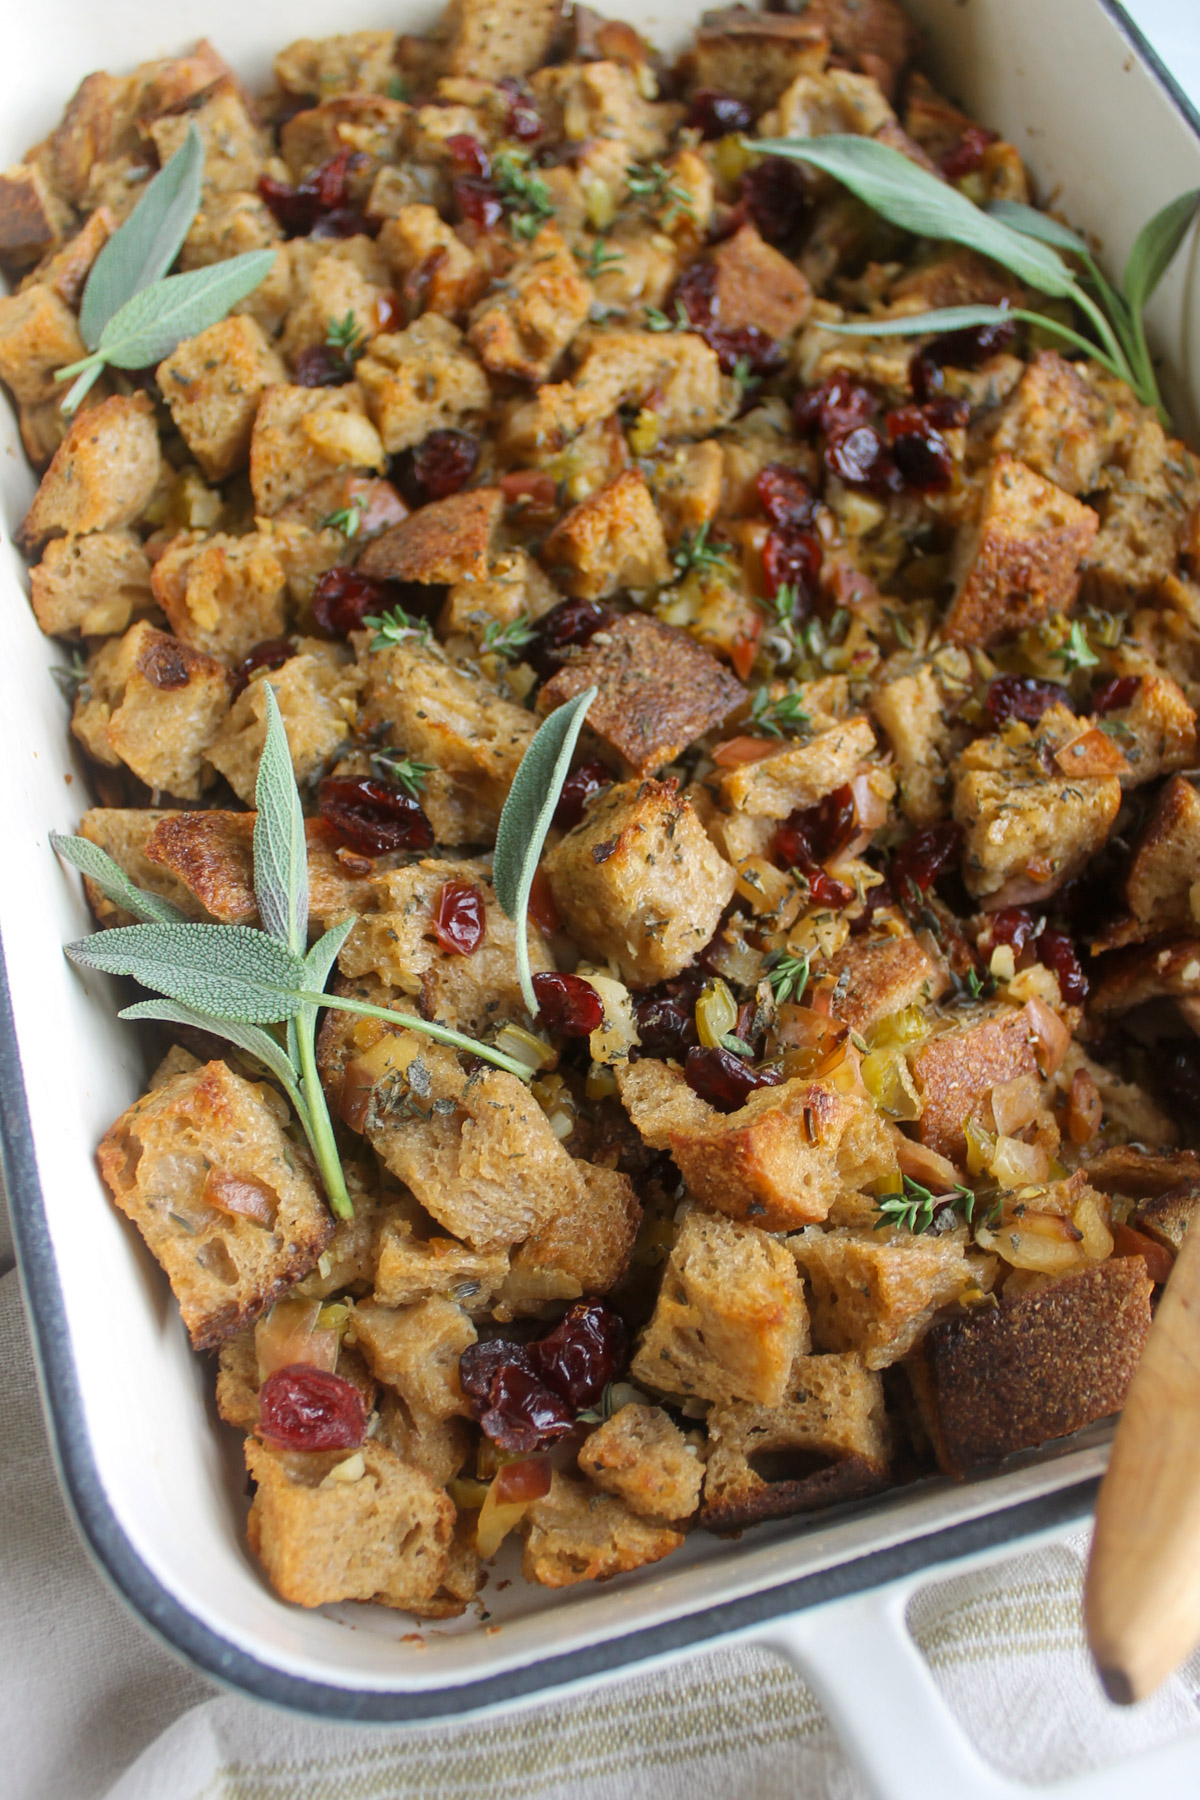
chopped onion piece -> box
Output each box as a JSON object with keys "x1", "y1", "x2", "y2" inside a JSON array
[
  {"x1": 990, "y1": 1073, "x2": 1040, "y2": 1136},
  {"x1": 894, "y1": 1136, "x2": 962, "y2": 1191},
  {"x1": 1024, "y1": 995, "x2": 1070, "y2": 1075},
  {"x1": 255, "y1": 1298, "x2": 339, "y2": 1381},
  {"x1": 989, "y1": 1133, "x2": 1050, "y2": 1189},
  {"x1": 851, "y1": 771, "x2": 889, "y2": 832}
]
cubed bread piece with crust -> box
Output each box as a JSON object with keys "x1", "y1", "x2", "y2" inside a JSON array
[
  {"x1": 1108, "y1": 672, "x2": 1198, "y2": 787},
  {"x1": 148, "y1": 79, "x2": 269, "y2": 194},
  {"x1": 274, "y1": 30, "x2": 399, "y2": 98},
  {"x1": 791, "y1": 1225, "x2": 998, "y2": 1369},
  {"x1": 823, "y1": 928, "x2": 948, "y2": 1035},
  {"x1": 530, "y1": 61, "x2": 678, "y2": 162},
  {"x1": 988, "y1": 352, "x2": 1137, "y2": 497},
  {"x1": 71, "y1": 623, "x2": 232, "y2": 799},
  {"x1": 441, "y1": 0, "x2": 562, "y2": 79},
  {"x1": 1083, "y1": 1145, "x2": 1200, "y2": 1201},
  {"x1": 77, "y1": 807, "x2": 201, "y2": 925},
  {"x1": 942, "y1": 456, "x2": 1099, "y2": 647},
  {"x1": 786, "y1": 0, "x2": 916, "y2": 95},
  {"x1": 629, "y1": 1209, "x2": 809, "y2": 1407},
  {"x1": 1088, "y1": 936, "x2": 1200, "y2": 1020},
  {"x1": 440, "y1": 549, "x2": 561, "y2": 640},
  {"x1": 544, "y1": 778, "x2": 736, "y2": 986},
  {"x1": 377, "y1": 206, "x2": 487, "y2": 321},
  {"x1": 151, "y1": 530, "x2": 289, "y2": 663},
  {"x1": 645, "y1": 441, "x2": 724, "y2": 545},
  {"x1": 98, "y1": 1060, "x2": 334, "y2": 1351},
  {"x1": 1132, "y1": 1182, "x2": 1200, "y2": 1253},
  {"x1": 245, "y1": 1437, "x2": 456, "y2": 1613},
  {"x1": 759, "y1": 67, "x2": 895, "y2": 140},
  {"x1": 24, "y1": 206, "x2": 112, "y2": 306},
  {"x1": 907, "y1": 1257, "x2": 1153, "y2": 1478},
  {"x1": 376, "y1": 1390, "x2": 473, "y2": 1491},
  {"x1": 872, "y1": 666, "x2": 953, "y2": 826},
  {"x1": 710, "y1": 224, "x2": 813, "y2": 340},
  {"x1": 357, "y1": 488, "x2": 503, "y2": 585},
  {"x1": 539, "y1": 614, "x2": 743, "y2": 778},
  {"x1": 157, "y1": 316, "x2": 286, "y2": 481},
  {"x1": 372, "y1": 1206, "x2": 511, "y2": 1312},
  {"x1": 274, "y1": 471, "x2": 407, "y2": 543},
  {"x1": 700, "y1": 1351, "x2": 890, "y2": 1530},
  {"x1": 577, "y1": 1404, "x2": 703, "y2": 1523},
  {"x1": 180, "y1": 193, "x2": 290, "y2": 334},
  {"x1": 0, "y1": 284, "x2": 86, "y2": 404},
  {"x1": 505, "y1": 329, "x2": 735, "y2": 457},
  {"x1": 1084, "y1": 419, "x2": 1200, "y2": 606},
  {"x1": 678, "y1": 10, "x2": 828, "y2": 107},
  {"x1": 279, "y1": 253, "x2": 388, "y2": 369},
  {"x1": 702, "y1": 717, "x2": 878, "y2": 862},
  {"x1": 521, "y1": 1471, "x2": 685, "y2": 1588},
  {"x1": 249, "y1": 383, "x2": 386, "y2": 516},
  {"x1": 510, "y1": 1159, "x2": 642, "y2": 1296},
  {"x1": 280, "y1": 96, "x2": 408, "y2": 182},
  {"x1": 29, "y1": 529, "x2": 153, "y2": 638},
  {"x1": 19, "y1": 394, "x2": 162, "y2": 550},
  {"x1": 617, "y1": 1056, "x2": 895, "y2": 1231},
  {"x1": 355, "y1": 316, "x2": 491, "y2": 455},
  {"x1": 541, "y1": 469, "x2": 672, "y2": 598},
  {"x1": 346, "y1": 1296, "x2": 476, "y2": 1420},
  {"x1": 1122, "y1": 775, "x2": 1200, "y2": 939},
  {"x1": 205, "y1": 648, "x2": 360, "y2": 805},
  {"x1": 141, "y1": 812, "x2": 381, "y2": 927},
  {"x1": 912, "y1": 1005, "x2": 1038, "y2": 1162},
  {"x1": 0, "y1": 163, "x2": 74, "y2": 266},
  {"x1": 468, "y1": 225, "x2": 592, "y2": 383}
]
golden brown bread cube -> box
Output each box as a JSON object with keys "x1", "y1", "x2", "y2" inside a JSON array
[
  {"x1": 72, "y1": 623, "x2": 232, "y2": 800},
  {"x1": 710, "y1": 224, "x2": 813, "y2": 340},
  {"x1": 645, "y1": 441, "x2": 724, "y2": 545},
  {"x1": 1122, "y1": 775, "x2": 1200, "y2": 939},
  {"x1": 274, "y1": 31, "x2": 400, "y2": 99},
  {"x1": 544, "y1": 778, "x2": 735, "y2": 986},
  {"x1": 440, "y1": 0, "x2": 561, "y2": 79},
  {"x1": 505, "y1": 329, "x2": 734, "y2": 457},
  {"x1": 98, "y1": 1060, "x2": 334, "y2": 1351},
  {"x1": 822, "y1": 929, "x2": 948, "y2": 1036},
  {"x1": 249, "y1": 383, "x2": 387, "y2": 516},
  {"x1": 577, "y1": 1404, "x2": 703, "y2": 1523},
  {"x1": 440, "y1": 548, "x2": 561, "y2": 641},
  {"x1": 509, "y1": 1159, "x2": 642, "y2": 1297},
  {"x1": 355, "y1": 316, "x2": 491, "y2": 455},
  {"x1": 539, "y1": 613, "x2": 743, "y2": 779},
  {"x1": 29, "y1": 529, "x2": 153, "y2": 639},
  {"x1": 871, "y1": 666, "x2": 953, "y2": 827},
  {"x1": 758, "y1": 66, "x2": 896, "y2": 140},
  {"x1": 151, "y1": 531, "x2": 289, "y2": 663},
  {"x1": 0, "y1": 284, "x2": 86, "y2": 404},
  {"x1": 142, "y1": 812, "x2": 380, "y2": 928},
  {"x1": 521, "y1": 1471, "x2": 685, "y2": 1588},
  {"x1": 346, "y1": 1296, "x2": 476, "y2": 1420},
  {"x1": 907, "y1": 1257, "x2": 1153, "y2": 1478},
  {"x1": 1088, "y1": 935, "x2": 1200, "y2": 1019},
  {"x1": 791, "y1": 1225, "x2": 997, "y2": 1369},
  {"x1": 280, "y1": 95, "x2": 408, "y2": 181},
  {"x1": 375, "y1": 1390, "x2": 473, "y2": 1491},
  {"x1": 679, "y1": 10, "x2": 829, "y2": 107},
  {"x1": 245, "y1": 1437, "x2": 456, "y2": 1612},
  {"x1": 372, "y1": 1205, "x2": 511, "y2": 1312},
  {"x1": 21, "y1": 208, "x2": 114, "y2": 311},
  {"x1": 1132, "y1": 1183, "x2": 1200, "y2": 1253},
  {"x1": 357, "y1": 487, "x2": 503, "y2": 585},
  {"x1": 278, "y1": 253, "x2": 388, "y2": 369},
  {"x1": 179, "y1": 192, "x2": 290, "y2": 333},
  {"x1": 468, "y1": 225, "x2": 592, "y2": 383},
  {"x1": 0, "y1": 163, "x2": 74, "y2": 266},
  {"x1": 988, "y1": 352, "x2": 1136, "y2": 497},
  {"x1": 77, "y1": 807, "x2": 200, "y2": 925},
  {"x1": 702, "y1": 717, "x2": 878, "y2": 862},
  {"x1": 629, "y1": 1209, "x2": 809, "y2": 1407},
  {"x1": 1108, "y1": 672, "x2": 1198, "y2": 787},
  {"x1": 205, "y1": 649, "x2": 360, "y2": 805},
  {"x1": 912, "y1": 1005, "x2": 1038, "y2": 1162},
  {"x1": 700, "y1": 1351, "x2": 891, "y2": 1530},
  {"x1": 157, "y1": 316, "x2": 286, "y2": 481},
  {"x1": 377, "y1": 205, "x2": 487, "y2": 321},
  {"x1": 1084, "y1": 419, "x2": 1200, "y2": 605},
  {"x1": 541, "y1": 469, "x2": 671, "y2": 599},
  {"x1": 19, "y1": 393, "x2": 162, "y2": 550},
  {"x1": 148, "y1": 79, "x2": 269, "y2": 194},
  {"x1": 943, "y1": 456, "x2": 1099, "y2": 647}
]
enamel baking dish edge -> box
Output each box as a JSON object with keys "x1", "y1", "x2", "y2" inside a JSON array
[{"x1": 2, "y1": 0, "x2": 1198, "y2": 1722}]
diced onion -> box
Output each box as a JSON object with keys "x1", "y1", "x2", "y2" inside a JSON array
[
  {"x1": 1067, "y1": 1067, "x2": 1103, "y2": 1144},
  {"x1": 989, "y1": 1073, "x2": 1040, "y2": 1137},
  {"x1": 255, "y1": 1298, "x2": 339, "y2": 1381},
  {"x1": 712, "y1": 736, "x2": 779, "y2": 767},
  {"x1": 696, "y1": 978, "x2": 738, "y2": 1048},
  {"x1": 851, "y1": 771, "x2": 889, "y2": 832},
  {"x1": 1024, "y1": 996, "x2": 1070, "y2": 1075},
  {"x1": 894, "y1": 1136, "x2": 961, "y2": 1191},
  {"x1": 989, "y1": 1134, "x2": 1050, "y2": 1189}
]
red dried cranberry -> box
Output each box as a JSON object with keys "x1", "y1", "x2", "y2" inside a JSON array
[
  {"x1": 910, "y1": 317, "x2": 1017, "y2": 400},
  {"x1": 825, "y1": 424, "x2": 901, "y2": 494},
  {"x1": 310, "y1": 567, "x2": 393, "y2": 636},
  {"x1": 258, "y1": 1365, "x2": 366, "y2": 1451},
  {"x1": 794, "y1": 372, "x2": 877, "y2": 438},
  {"x1": 554, "y1": 758, "x2": 614, "y2": 829},
  {"x1": 459, "y1": 1343, "x2": 576, "y2": 1453},
  {"x1": 775, "y1": 787, "x2": 857, "y2": 908},
  {"x1": 940, "y1": 124, "x2": 997, "y2": 180},
  {"x1": 293, "y1": 344, "x2": 355, "y2": 387},
  {"x1": 632, "y1": 970, "x2": 705, "y2": 1059},
  {"x1": 138, "y1": 640, "x2": 191, "y2": 690},
  {"x1": 674, "y1": 260, "x2": 718, "y2": 329},
  {"x1": 763, "y1": 525, "x2": 822, "y2": 602},
  {"x1": 985, "y1": 674, "x2": 1073, "y2": 729},
  {"x1": 889, "y1": 422, "x2": 954, "y2": 491},
  {"x1": 318, "y1": 775, "x2": 434, "y2": 856},
  {"x1": 529, "y1": 598, "x2": 615, "y2": 677},
  {"x1": 891, "y1": 822, "x2": 963, "y2": 897},
  {"x1": 454, "y1": 177, "x2": 504, "y2": 231},
  {"x1": 232, "y1": 637, "x2": 295, "y2": 697},
  {"x1": 1092, "y1": 674, "x2": 1142, "y2": 715},
  {"x1": 258, "y1": 149, "x2": 370, "y2": 239},
  {"x1": 757, "y1": 463, "x2": 817, "y2": 529},
  {"x1": 1036, "y1": 926, "x2": 1089, "y2": 1004},
  {"x1": 529, "y1": 1299, "x2": 626, "y2": 1408},
  {"x1": 741, "y1": 156, "x2": 810, "y2": 245},
  {"x1": 705, "y1": 324, "x2": 785, "y2": 378},
  {"x1": 446, "y1": 134, "x2": 491, "y2": 178},
  {"x1": 688, "y1": 88, "x2": 754, "y2": 139},
  {"x1": 922, "y1": 396, "x2": 972, "y2": 430},
  {"x1": 532, "y1": 971, "x2": 604, "y2": 1036},
  {"x1": 980, "y1": 907, "x2": 1039, "y2": 956},
  {"x1": 498, "y1": 77, "x2": 542, "y2": 140},
  {"x1": 402, "y1": 428, "x2": 479, "y2": 504},
  {"x1": 433, "y1": 879, "x2": 486, "y2": 955},
  {"x1": 685, "y1": 1045, "x2": 785, "y2": 1112}
]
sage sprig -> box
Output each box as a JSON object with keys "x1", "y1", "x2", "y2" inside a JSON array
[{"x1": 493, "y1": 687, "x2": 598, "y2": 1015}]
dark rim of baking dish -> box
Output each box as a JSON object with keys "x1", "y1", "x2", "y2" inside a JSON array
[{"x1": 2, "y1": 2, "x2": 1198, "y2": 1724}]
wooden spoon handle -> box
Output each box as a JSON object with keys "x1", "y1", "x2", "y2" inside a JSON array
[{"x1": 1084, "y1": 1222, "x2": 1200, "y2": 1703}]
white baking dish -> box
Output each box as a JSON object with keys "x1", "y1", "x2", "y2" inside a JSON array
[{"x1": 4, "y1": 1, "x2": 1200, "y2": 1791}]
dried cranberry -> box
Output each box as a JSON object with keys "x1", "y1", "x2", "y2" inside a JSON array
[
  {"x1": 632, "y1": 970, "x2": 705, "y2": 1059},
  {"x1": 775, "y1": 787, "x2": 857, "y2": 908},
  {"x1": 529, "y1": 598, "x2": 615, "y2": 678},
  {"x1": 499, "y1": 77, "x2": 542, "y2": 140},
  {"x1": 459, "y1": 1342, "x2": 576, "y2": 1453},
  {"x1": 555, "y1": 758, "x2": 614, "y2": 830},
  {"x1": 825, "y1": 424, "x2": 901, "y2": 494},
  {"x1": 1092, "y1": 674, "x2": 1142, "y2": 715},
  {"x1": 979, "y1": 907, "x2": 1039, "y2": 956},
  {"x1": 891, "y1": 822, "x2": 963, "y2": 897},
  {"x1": 705, "y1": 323, "x2": 785, "y2": 378},
  {"x1": 673, "y1": 260, "x2": 718, "y2": 329},
  {"x1": 232, "y1": 637, "x2": 295, "y2": 696},
  {"x1": 310, "y1": 567, "x2": 393, "y2": 636},
  {"x1": 446, "y1": 134, "x2": 491, "y2": 177},
  {"x1": 258, "y1": 149, "x2": 370, "y2": 239},
  {"x1": 399, "y1": 428, "x2": 479, "y2": 504},
  {"x1": 258, "y1": 1365, "x2": 366, "y2": 1451},
  {"x1": 985, "y1": 674, "x2": 1073, "y2": 729},
  {"x1": 922, "y1": 396, "x2": 972, "y2": 430},
  {"x1": 757, "y1": 464, "x2": 817, "y2": 529},
  {"x1": 910, "y1": 317, "x2": 1017, "y2": 400},
  {"x1": 1036, "y1": 926, "x2": 1089, "y2": 1004},
  {"x1": 318, "y1": 775, "x2": 434, "y2": 856},
  {"x1": 685, "y1": 1045, "x2": 785, "y2": 1112},
  {"x1": 138, "y1": 640, "x2": 191, "y2": 690},
  {"x1": 763, "y1": 525, "x2": 822, "y2": 602},
  {"x1": 940, "y1": 124, "x2": 997, "y2": 180},
  {"x1": 741, "y1": 156, "x2": 810, "y2": 245},
  {"x1": 889, "y1": 423, "x2": 954, "y2": 491},
  {"x1": 532, "y1": 971, "x2": 604, "y2": 1036},
  {"x1": 294, "y1": 344, "x2": 355, "y2": 387},
  {"x1": 454, "y1": 177, "x2": 504, "y2": 231},
  {"x1": 794, "y1": 372, "x2": 877, "y2": 438},
  {"x1": 529, "y1": 1299, "x2": 626, "y2": 1408},
  {"x1": 688, "y1": 88, "x2": 754, "y2": 139},
  {"x1": 433, "y1": 879, "x2": 486, "y2": 955}
]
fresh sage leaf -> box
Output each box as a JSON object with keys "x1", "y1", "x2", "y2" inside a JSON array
[
  {"x1": 1123, "y1": 188, "x2": 1200, "y2": 315},
  {"x1": 305, "y1": 919, "x2": 355, "y2": 992},
  {"x1": 493, "y1": 686, "x2": 598, "y2": 1015},
  {"x1": 50, "y1": 832, "x2": 186, "y2": 925},
  {"x1": 79, "y1": 124, "x2": 205, "y2": 350},
  {"x1": 253, "y1": 684, "x2": 308, "y2": 958},
  {"x1": 820, "y1": 301, "x2": 1131, "y2": 372},
  {"x1": 119, "y1": 997, "x2": 302, "y2": 1099},
  {"x1": 94, "y1": 252, "x2": 278, "y2": 369},
  {"x1": 64, "y1": 921, "x2": 307, "y2": 1024},
  {"x1": 987, "y1": 199, "x2": 1091, "y2": 257}
]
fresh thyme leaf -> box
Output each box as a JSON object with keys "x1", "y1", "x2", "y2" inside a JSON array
[
  {"x1": 370, "y1": 749, "x2": 436, "y2": 796},
  {"x1": 749, "y1": 688, "x2": 812, "y2": 737},
  {"x1": 766, "y1": 949, "x2": 810, "y2": 1006},
  {"x1": 874, "y1": 1174, "x2": 986, "y2": 1235},
  {"x1": 79, "y1": 123, "x2": 205, "y2": 350},
  {"x1": 627, "y1": 162, "x2": 696, "y2": 225},
  {"x1": 325, "y1": 310, "x2": 366, "y2": 361},
  {"x1": 731, "y1": 355, "x2": 761, "y2": 394},
  {"x1": 51, "y1": 832, "x2": 186, "y2": 925},
  {"x1": 50, "y1": 648, "x2": 89, "y2": 700},
  {"x1": 1052, "y1": 619, "x2": 1100, "y2": 671},
  {"x1": 673, "y1": 523, "x2": 732, "y2": 575},
  {"x1": 576, "y1": 240, "x2": 625, "y2": 279},
  {"x1": 365, "y1": 604, "x2": 432, "y2": 650},
  {"x1": 494, "y1": 149, "x2": 555, "y2": 240},
  {"x1": 321, "y1": 494, "x2": 368, "y2": 538},
  {"x1": 482, "y1": 615, "x2": 540, "y2": 661},
  {"x1": 386, "y1": 76, "x2": 409, "y2": 101},
  {"x1": 493, "y1": 686, "x2": 599, "y2": 1014},
  {"x1": 643, "y1": 300, "x2": 689, "y2": 333}
]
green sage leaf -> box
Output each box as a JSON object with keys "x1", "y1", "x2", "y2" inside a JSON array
[
  {"x1": 304, "y1": 918, "x2": 355, "y2": 993},
  {"x1": 1123, "y1": 188, "x2": 1200, "y2": 315},
  {"x1": 94, "y1": 252, "x2": 278, "y2": 369},
  {"x1": 118, "y1": 998, "x2": 302, "y2": 1098},
  {"x1": 253, "y1": 684, "x2": 308, "y2": 957},
  {"x1": 493, "y1": 686, "x2": 597, "y2": 1015},
  {"x1": 987, "y1": 199, "x2": 1091, "y2": 257},
  {"x1": 819, "y1": 303, "x2": 1017, "y2": 339},
  {"x1": 755, "y1": 135, "x2": 1078, "y2": 298},
  {"x1": 79, "y1": 124, "x2": 205, "y2": 349},
  {"x1": 51, "y1": 831, "x2": 186, "y2": 925},
  {"x1": 64, "y1": 921, "x2": 307, "y2": 1024}
]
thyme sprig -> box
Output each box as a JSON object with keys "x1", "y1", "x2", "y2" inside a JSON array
[
  {"x1": 627, "y1": 162, "x2": 696, "y2": 227},
  {"x1": 370, "y1": 749, "x2": 436, "y2": 797},
  {"x1": 482, "y1": 616, "x2": 540, "y2": 661},
  {"x1": 749, "y1": 687, "x2": 812, "y2": 738},
  {"x1": 874, "y1": 1174, "x2": 996, "y2": 1236},
  {"x1": 673, "y1": 524, "x2": 733, "y2": 576},
  {"x1": 366, "y1": 605, "x2": 432, "y2": 650},
  {"x1": 765, "y1": 949, "x2": 810, "y2": 1006},
  {"x1": 494, "y1": 149, "x2": 555, "y2": 241},
  {"x1": 321, "y1": 494, "x2": 368, "y2": 539}
]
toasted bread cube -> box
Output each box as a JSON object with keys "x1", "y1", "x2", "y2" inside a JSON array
[
  {"x1": 541, "y1": 469, "x2": 671, "y2": 599},
  {"x1": 1124, "y1": 776, "x2": 1200, "y2": 938},
  {"x1": 142, "y1": 812, "x2": 380, "y2": 927},
  {"x1": 710, "y1": 224, "x2": 813, "y2": 340},
  {"x1": 356, "y1": 316, "x2": 491, "y2": 455},
  {"x1": 0, "y1": 284, "x2": 86, "y2": 404},
  {"x1": 530, "y1": 60, "x2": 677, "y2": 161},
  {"x1": 441, "y1": 0, "x2": 561, "y2": 79},
  {"x1": 78, "y1": 807, "x2": 200, "y2": 925},
  {"x1": 539, "y1": 614, "x2": 742, "y2": 778},
  {"x1": 206, "y1": 649, "x2": 360, "y2": 804},
  {"x1": 280, "y1": 95, "x2": 408, "y2": 180},
  {"x1": 577, "y1": 1404, "x2": 703, "y2": 1522},
  {"x1": 151, "y1": 530, "x2": 288, "y2": 662},
  {"x1": 943, "y1": 456, "x2": 1099, "y2": 647},
  {"x1": 157, "y1": 316, "x2": 285, "y2": 481},
  {"x1": 1110, "y1": 672, "x2": 1198, "y2": 787},
  {"x1": 0, "y1": 162, "x2": 74, "y2": 265},
  {"x1": 1088, "y1": 936, "x2": 1200, "y2": 1020},
  {"x1": 375, "y1": 1389, "x2": 473, "y2": 1491},
  {"x1": 505, "y1": 329, "x2": 734, "y2": 457},
  {"x1": 617, "y1": 1056, "x2": 895, "y2": 1230},
  {"x1": 72, "y1": 623, "x2": 232, "y2": 799},
  {"x1": 644, "y1": 440, "x2": 724, "y2": 545},
  {"x1": 912, "y1": 1005, "x2": 1038, "y2": 1162},
  {"x1": 679, "y1": 11, "x2": 828, "y2": 108},
  {"x1": 1084, "y1": 1145, "x2": 1200, "y2": 1201},
  {"x1": 468, "y1": 225, "x2": 592, "y2": 383},
  {"x1": 249, "y1": 383, "x2": 386, "y2": 516},
  {"x1": 29, "y1": 529, "x2": 152, "y2": 638},
  {"x1": 98, "y1": 1060, "x2": 333, "y2": 1350},
  {"x1": 701, "y1": 1351, "x2": 890, "y2": 1530},
  {"x1": 179, "y1": 191, "x2": 290, "y2": 332},
  {"x1": 373, "y1": 1209, "x2": 510, "y2": 1312},
  {"x1": 22, "y1": 208, "x2": 114, "y2": 310},
  {"x1": 245, "y1": 1438, "x2": 455, "y2": 1611},
  {"x1": 274, "y1": 471, "x2": 407, "y2": 543},
  {"x1": 989, "y1": 351, "x2": 1135, "y2": 497},
  {"x1": 1085, "y1": 419, "x2": 1199, "y2": 605},
  {"x1": 760, "y1": 67, "x2": 895, "y2": 140},
  {"x1": 908, "y1": 1257, "x2": 1153, "y2": 1477},
  {"x1": 521, "y1": 1470, "x2": 685, "y2": 1587},
  {"x1": 440, "y1": 548, "x2": 561, "y2": 641},
  {"x1": 823, "y1": 928, "x2": 948, "y2": 1035},
  {"x1": 630, "y1": 1209, "x2": 808, "y2": 1407},
  {"x1": 275, "y1": 31, "x2": 399, "y2": 98},
  {"x1": 702, "y1": 716, "x2": 877, "y2": 862},
  {"x1": 545, "y1": 778, "x2": 735, "y2": 985},
  {"x1": 279, "y1": 253, "x2": 388, "y2": 369},
  {"x1": 47, "y1": 68, "x2": 138, "y2": 204},
  {"x1": 357, "y1": 487, "x2": 503, "y2": 585},
  {"x1": 347, "y1": 1297, "x2": 476, "y2": 1421},
  {"x1": 872, "y1": 666, "x2": 953, "y2": 826},
  {"x1": 791, "y1": 1225, "x2": 997, "y2": 1369},
  {"x1": 148, "y1": 80, "x2": 269, "y2": 193},
  {"x1": 1132, "y1": 1182, "x2": 1200, "y2": 1253},
  {"x1": 19, "y1": 394, "x2": 162, "y2": 549},
  {"x1": 377, "y1": 205, "x2": 486, "y2": 321},
  {"x1": 510, "y1": 1160, "x2": 641, "y2": 1295}
]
